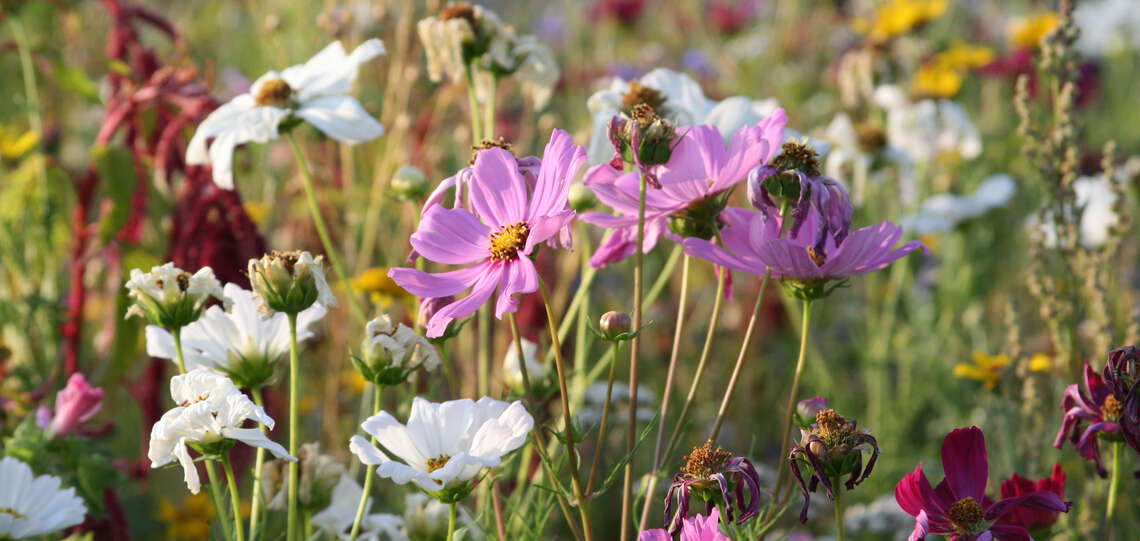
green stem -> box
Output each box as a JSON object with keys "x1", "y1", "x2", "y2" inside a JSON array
[
  {"x1": 205, "y1": 461, "x2": 234, "y2": 541},
  {"x1": 286, "y1": 313, "x2": 300, "y2": 541},
  {"x1": 483, "y1": 73, "x2": 497, "y2": 140},
  {"x1": 172, "y1": 328, "x2": 187, "y2": 374},
  {"x1": 478, "y1": 305, "x2": 491, "y2": 397},
  {"x1": 708, "y1": 269, "x2": 772, "y2": 443},
  {"x1": 620, "y1": 168, "x2": 648, "y2": 541},
  {"x1": 1105, "y1": 440, "x2": 1123, "y2": 538},
  {"x1": 446, "y1": 502, "x2": 457, "y2": 541},
  {"x1": 286, "y1": 133, "x2": 367, "y2": 324},
  {"x1": 248, "y1": 388, "x2": 268, "y2": 541},
  {"x1": 349, "y1": 384, "x2": 383, "y2": 541},
  {"x1": 464, "y1": 65, "x2": 483, "y2": 144},
  {"x1": 222, "y1": 453, "x2": 246, "y2": 541},
  {"x1": 774, "y1": 299, "x2": 814, "y2": 504},
  {"x1": 586, "y1": 341, "x2": 621, "y2": 495},
  {"x1": 833, "y1": 476, "x2": 845, "y2": 541}
]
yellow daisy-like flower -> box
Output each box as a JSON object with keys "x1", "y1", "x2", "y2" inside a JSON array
[
  {"x1": 918, "y1": 233, "x2": 940, "y2": 254},
  {"x1": 340, "y1": 365, "x2": 368, "y2": 393},
  {"x1": 937, "y1": 42, "x2": 995, "y2": 71},
  {"x1": 158, "y1": 493, "x2": 214, "y2": 541},
  {"x1": 1028, "y1": 353, "x2": 1053, "y2": 373},
  {"x1": 1009, "y1": 12, "x2": 1059, "y2": 50},
  {"x1": 353, "y1": 267, "x2": 413, "y2": 309},
  {"x1": 954, "y1": 352, "x2": 1010, "y2": 390},
  {"x1": 0, "y1": 125, "x2": 39, "y2": 160},
  {"x1": 243, "y1": 201, "x2": 269, "y2": 228},
  {"x1": 912, "y1": 62, "x2": 963, "y2": 99},
  {"x1": 854, "y1": 0, "x2": 948, "y2": 44}
]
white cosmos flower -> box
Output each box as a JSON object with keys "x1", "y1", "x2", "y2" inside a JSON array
[
  {"x1": 145, "y1": 283, "x2": 326, "y2": 383},
  {"x1": 0, "y1": 457, "x2": 87, "y2": 539},
  {"x1": 248, "y1": 250, "x2": 339, "y2": 314},
  {"x1": 312, "y1": 474, "x2": 408, "y2": 541},
  {"x1": 872, "y1": 84, "x2": 982, "y2": 166},
  {"x1": 823, "y1": 112, "x2": 910, "y2": 206},
  {"x1": 585, "y1": 67, "x2": 782, "y2": 164},
  {"x1": 363, "y1": 314, "x2": 441, "y2": 372},
  {"x1": 403, "y1": 492, "x2": 483, "y2": 540},
  {"x1": 125, "y1": 263, "x2": 225, "y2": 326},
  {"x1": 349, "y1": 397, "x2": 533, "y2": 493},
  {"x1": 149, "y1": 369, "x2": 295, "y2": 494},
  {"x1": 1074, "y1": 0, "x2": 1140, "y2": 57},
  {"x1": 187, "y1": 39, "x2": 386, "y2": 189},
  {"x1": 1033, "y1": 174, "x2": 1121, "y2": 248},
  {"x1": 902, "y1": 174, "x2": 1018, "y2": 235},
  {"x1": 503, "y1": 338, "x2": 547, "y2": 392}
]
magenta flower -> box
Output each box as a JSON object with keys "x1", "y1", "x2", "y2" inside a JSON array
[
  {"x1": 640, "y1": 509, "x2": 729, "y2": 541},
  {"x1": 37, "y1": 373, "x2": 105, "y2": 438},
  {"x1": 389, "y1": 130, "x2": 585, "y2": 338},
  {"x1": 1053, "y1": 351, "x2": 1135, "y2": 476},
  {"x1": 895, "y1": 426, "x2": 1071, "y2": 541},
  {"x1": 997, "y1": 463, "x2": 1066, "y2": 533},
  {"x1": 581, "y1": 111, "x2": 786, "y2": 268}
]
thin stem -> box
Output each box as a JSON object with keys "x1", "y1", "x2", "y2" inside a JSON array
[
  {"x1": 638, "y1": 254, "x2": 691, "y2": 529},
  {"x1": 205, "y1": 461, "x2": 234, "y2": 541},
  {"x1": 832, "y1": 477, "x2": 845, "y2": 541},
  {"x1": 586, "y1": 341, "x2": 621, "y2": 495},
  {"x1": 1105, "y1": 440, "x2": 1123, "y2": 538},
  {"x1": 446, "y1": 502, "x2": 458, "y2": 541},
  {"x1": 349, "y1": 384, "x2": 384, "y2": 541},
  {"x1": 660, "y1": 269, "x2": 728, "y2": 466},
  {"x1": 248, "y1": 388, "x2": 269, "y2": 540},
  {"x1": 491, "y1": 479, "x2": 508, "y2": 541},
  {"x1": 464, "y1": 64, "x2": 483, "y2": 144},
  {"x1": 478, "y1": 305, "x2": 491, "y2": 397},
  {"x1": 172, "y1": 328, "x2": 187, "y2": 374},
  {"x1": 483, "y1": 73, "x2": 497, "y2": 140},
  {"x1": 708, "y1": 270, "x2": 772, "y2": 443},
  {"x1": 774, "y1": 299, "x2": 814, "y2": 504},
  {"x1": 286, "y1": 312, "x2": 300, "y2": 541},
  {"x1": 620, "y1": 168, "x2": 648, "y2": 541},
  {"x1": 286, "y1": 133, "x2": 367, "y2": 324},
  {"x1": 222, "y1": 454, "x2": 246, "y2": 541}
]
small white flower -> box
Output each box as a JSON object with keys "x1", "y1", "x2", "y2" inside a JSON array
[
  {"x1": 149, "y1": 369, "x2": 295, "y2": 494},
  {"x1": 502, "y1": 338, "x2": 547, "y2": 392},
  {"x1": 248, "y1": 250, "x2": 339, "y2": 315},
  {"x1": 187, "y1": 39, "x2": 386, "y2": 189},
  {"x1": 902, "y1": 174, "x2": 1018, "y2": 235},
  {"x1": 125, "y1": 263, "x2": 225, "y2": 328},
  {"x1": 146, "y1": 283, "x2": 326, "y2": 385},
  {"x1": 872, "y1": 84, "x2": 982, "y2": 166},
  {"x1": 349, "y1": 397, "x2": 533, "y2": 493},
  {"x1": 1074, "y1": 0, "x2": 1140, "y2": 57},
  {"x1": 586, "y1": 67, "x2": 782, "y2": 164},
  {"x1": 363, "y1": 314, "x2": 441, "y2": 373},
  {"x1": 0, "y1": 456, "x2": 87, "y2": 539},
  {"x1": 1033, "y1": 174, "x2": 1121, "y2": 248},
  {"x1": 312, "y1": 474, "x2": 408, "y2": 541}
]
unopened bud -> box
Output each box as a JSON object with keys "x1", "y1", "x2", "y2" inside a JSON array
[
  {"x1": 569, "y1": 183, "x2": 598, "y2": 212},
  {"x1": 391, "y1": 165, "x2": 429, "y2": 201},
  {"x1": 600, "y1": 311, "x2": 632, "y2": 339}
]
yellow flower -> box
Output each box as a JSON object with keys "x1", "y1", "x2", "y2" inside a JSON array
[
  {"x1": 1009, "y1": 13, "x2": 1059, "y2": 50},
  {"x1": 340, "y1": 366, "x2": 368, "y2": 393},
  {"x1": 918, "y1": 233, "x2": 940, "y2": 254},
  {"x1": 912, "y1": 62, "x2": 963, "y2": 98},
  {"x1": 159, "y1": 493, "x2": 214, "y2": 541},
  {"x1": 353, "y1": 267, "x2": 412, "y2": 309},
  {"x1": 243, "y1": 202, "x2": 269, "y2": 228},
  {"x1": 854, "y1": 0, "x2": 948, "y2": 43},
  {"x1": 937, "y1": 42, "x2": 994, "y2": 70},
  {"x1": 0, "y1": 125, "x2": 39, "y2": 160},
  {"x1": 954, "y1": 352, "x2": 1010, "y2": 390},
  {"x1": 1028, "y1": 353, "x2": 1053, "y2": 373}
]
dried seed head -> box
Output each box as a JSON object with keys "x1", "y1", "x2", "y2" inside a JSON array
[
  {"x1": 621, "y1": 81, "x2": 667, "y2": 116},
  {"x1": 681, "y1": 440, "x2": 732, "y2": 479},
  {"x1": 770, "y1": 141, "x2": 822, "y2": 178},
  {"x1": 470, "y1": 137, "x2": 514, "y2": 165}
]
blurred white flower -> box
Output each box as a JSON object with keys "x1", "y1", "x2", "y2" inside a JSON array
[
  {"x1": 842, "y1": 493, "x2": 913, "y2": 541},
  {"x1": 503, "y1": 338, "x2": 548, "y2": 392},
  {"x1": 1074, "y1": 0, "x2": 1140, "y2": 57},
  {"x1": 1033, "y1": 174, "x2": 1121, "y2": 248},
  {"x1": 404, "y1": 492, "x2": 484, "y2": 540},
  {"x1": 872, "y1": 85, "x2": 982, "y2": 166},
  {"x1": 187, "y1": 39, "x2": 386, "y2": 189},
  {"x1": 585, "y1": 67, "x2": 782, "y2": 164},
  {"x1": 149, "y1": 370, "x2": 294, "y2": 494},
  {"x1": 902, "y1": 174, "x2": 1018, "y2": 235},
  {"x1": 349, "y1": 397, "x2": 533, "y2": 493},
  {"x1": 578, "y1": 381, "x2": 656, "y2": 426},
  {"x1": 823, "y1": 112, "x2": 909, "y2": 206},
  {"x1": 363, "y1": 314, "x2": 442, "y2": 373},
  {"x1": 146, "y1": 283, "x2": 326, "y2": 387},
  {"x1": 262, "y1": 442, "x2": 345, "y2": 512},
  {"x1": 0, "y1": 456, "x2": 87, "y2": 539},
  {"x1": 125, "y1": 263, "x2": 224, "y2": 328},
  {"x1": 312, "y1": 474, "x2": 407, "y2": 541}
]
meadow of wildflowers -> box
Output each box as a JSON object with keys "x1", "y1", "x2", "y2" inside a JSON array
[{"x1": 3, "y1": 0, "x2": 1140, "y2": 539}]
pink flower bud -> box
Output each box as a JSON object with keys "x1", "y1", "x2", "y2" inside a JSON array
[{"x1": 46, "y1": 373, "x2": 104, "y2": 438}]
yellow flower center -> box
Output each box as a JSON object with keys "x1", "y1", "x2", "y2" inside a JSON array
[
  {"x1": 426, "y1": 455, "x2": 451, "y2": 473},
  {"x1": 681, "y1": 440, "x2": 732, "y2": 479},
  {"x1": 948, "y1": 496, "x2": 984, "y2": 533},
  {"x1": 1102, "y1": 394, "x2": 1124, "y2": 422},
  {"x1": 255, "y1": 78, "x2": 294, "y2": 107},
  {"x1": 489, "y1": 222, "x2": 530, "y2": 261}
]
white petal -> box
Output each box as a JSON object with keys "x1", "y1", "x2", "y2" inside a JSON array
[
  {"x1": 359, "y1": 412, "x2": 427, "y2": 466},
  {"x1": 223, "y1": 427, "x2": 295, "y2": 460},
  {"x1": 173, "y1": 438, "x2": 202, "y2": 493},
  {"x1": 295, "y1": 95, "x2": 384, "y2": 144}
]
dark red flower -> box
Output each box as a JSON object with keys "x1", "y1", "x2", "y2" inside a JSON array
[
  {"x1": 1053, "y1": 358, "x2": 1130, "y2": 477},
  {"x1": 998, "y1": 463, "x2": 1065, "y2": 532},
  {"x1": 590, "y1": 0, "x2": 648, "y2": 25},
  {"x1": 708, "y1": 0, "x2": 758, "y2": 35}
]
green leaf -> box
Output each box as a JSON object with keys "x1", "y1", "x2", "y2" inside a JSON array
[
  {"x1": 91, "y1": 144, "x2": 137, "y2": 243},
  {"x1": 55, "y1": 61, "x2": 101, "y2": 104},
  {"x1": 597, "y1": 412, "x2": 659, "y2": 495}
]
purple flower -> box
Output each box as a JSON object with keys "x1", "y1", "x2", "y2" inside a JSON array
[
  {"x1": 640, "y1": 509, "x2": 729, "y2": 541},
  {"x1": 796, "y1": 397, "x2": 828, "y2": 424},
  {"x1": 788, "y1": 409, "x2": 879, "y2": 523},
  {"x1": 664, "y1": 441, "x2": 762, "y2": 535},
  {"x1": 581, "y1": 112, "x2": 786, "y2": 268},
  {"x1": 38, "y1": 372, "x2": 104, "y2": 438},
  {"x1": 1106, "y1": 346, "x2": 1140, "y2": 455},
  {"x1": 896, "y1": 427, "x2": 1071, "y2": 541},
  {"x1": 1054, "y1": 347, "x2": 1140, "y2": 476},
  {"x1": 747, "y1": 144, "x2": 854, "y2": 253},
  {"x1": 389, "y1": 130, "x2": 585, "y2": 338}
]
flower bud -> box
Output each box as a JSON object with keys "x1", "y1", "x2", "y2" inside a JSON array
[
  {"x1": 38, "y1": 373, "x2": 104, "y2": 438},
  {"x1": 503, "y1": 339, "x2": 548, "y2": 393},
  {"x1": 125, "y1": 263, "x2": 224, "y2": 329},
  {"x1": 248, "y1": 250, "x2": 338, "y2": 315},
  {"x1": 795, "y1": 397, "x2": 828, "y2": 428},
  {"x1": 569, "y1": 182, "x2": 598, "y2": 212},
  {"x1": 263, "y1": 442, "x2": 344, "y2": 512},
  {"x1": 354, "y1": 314, "x2": 442, "y2": 386},
  {"x1": 391, "y1": 165, "x2": 429, "y2": 201},
  {"x1": 599, "y1": 311, "x2": 632, "y2": 339}
]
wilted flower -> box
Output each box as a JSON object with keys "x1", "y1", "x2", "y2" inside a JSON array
[
  {"x1": 354, "y1": 314, "x2": 442, "y2": 385},
  {"x1": 665, "y1": 440, "x2": 762, "y2": 534},
  {"x1": 0, "y1": 456, "x2": 87, "y2": 539},
  {"x1": 896, "y1": 426, "x2": 1071, "y2": 540},
  {"x1": 503, "y1": 338, "x2": 548, "y2": 393},
  {"x1": 149, "y1": 369, "x2": 294, "y2": 493},
  {"x1": 582, "y1": 113, "x2": 786, "y2": 268},
  {"x1": 997, "y1": 463, "x2": 1066, "y2": 534},
  {"x1": 902, "y1": 175, "x2": 1017, "y2": 235},
  {"x1": 263, "y1": 442, "x2": 345, "y2": 512},
  {"x1": 248, "y1": 250, "x2": 338, "y2": 315},
  {"x1": 187, "y1": 39, "x2": 386, "y2": 189},
  {"x1": 388, "y1": 130, "x2": 585, "y2": 338},
  {"x1": 586, "y1": 67, "x2": 782, "y2": 165},
  {"x1": 36, "y1": 372, "x2": 104, "y2": 439},
  {"x1": 640, "y1": 509, "x2": 729, "y2": 541},
  {"x1": 349, "y1": 397, "x2": 533, "y2": 502},
  {"x1": 748, "y1": 140, "x2": 853, "y2": 251},
  {"x1": 125, "y1": 263, "x2": 224, "y2": 330},
  {"x1": 789, "y1": 409, "x2": 880, "y2": 523},
  {"x1": 391, "y1": 164, "x2": 430, "y2": 201},
  {"x1": 954, "y1": 352, "x2": 1010, "y2": 391},
  {"x1": 1054, "y1": 347, "x2": 1139, "y2": 476},
  {"x1": 146, "y1": 283, "x2": 327, "y2": 388}
]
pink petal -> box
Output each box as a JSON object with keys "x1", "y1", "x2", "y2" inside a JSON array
[
  {"x1": 495, "y1": 257, "x2": 539, "y2": 318},
  {"x1": 471, "y1": 148, "x2": 528, "y2": 227},
  {"x1": 425, "y1": 266, "x2": 503, "y2": 337},
  {"x1": 411, "y1": 206, "x2": 491, "y2": 265},
  {"x1": 656, "y1": 125, "x2": 724, "y2": 203},
  {"x1": 755, "y1": 239, "x2": 823, "y2": 281},
  {"x1": 389, "y1": 264, "x2": 487, "y2": 298},
  {"x1": 713, "y1": 111, "x2": 788, "y2": 192},
  {"x1": 896, "y1": 463, "x2": 950, "y2": 522},
  {"x1": 941, "y1": 426, "x2": 989, "y2": 501},
  {"x1": 528, "y1": 129, "x2": 586, "y2": 221},
  {"x1": 526, "y1": 211, "x2": 576, "y2": 254}
]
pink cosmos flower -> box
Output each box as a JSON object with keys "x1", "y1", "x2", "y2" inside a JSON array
[
  {"x1": 895, "y1": 427, "x2": 1071, "y2": 541},
  {"x1": 37, "y1": 373, "x2": 105, "y2": 438},
  {"x1": 581, "y1": 111, "x2": 786, "y2": 268},
  {"x1": 389, "y1": 130, "x2": 586, "y2": 338},
  {"x1": 640, "y1": 509, "x2": 729, "y2": 541}
]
